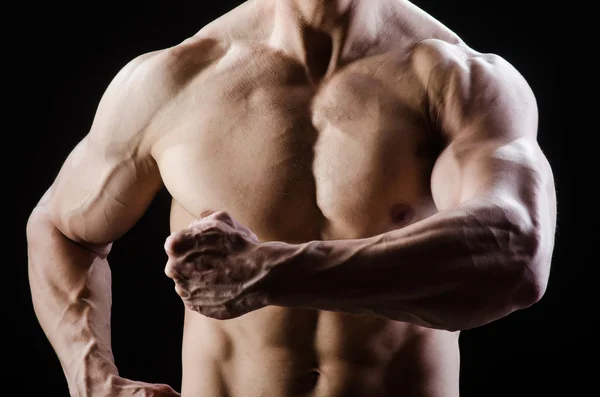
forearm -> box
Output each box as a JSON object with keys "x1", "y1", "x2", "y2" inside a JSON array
[
  {"x1": 268, "y1": 200, "x2": 543, "y2": 331},
  {"x1": 27, "y1": 211, "x2": 117, "y2": 396}
]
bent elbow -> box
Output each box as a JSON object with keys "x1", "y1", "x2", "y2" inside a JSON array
[
  {"x1": 521, "y1": 275, "x2": 547, "y2": 307},
  {"x1": 490, "y1": 195, "x2": 552, "y2": 308},
  {"x1": 512, "y1": 229, "x2": 550, "y2": 308},
  {"x1": 517, "y1": 258, "x2": 549, "y2": 308}
]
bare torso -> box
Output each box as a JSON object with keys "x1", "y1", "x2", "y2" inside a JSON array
[{"x1": 149, "y1": 1, "x2": 464, "y2": 395}]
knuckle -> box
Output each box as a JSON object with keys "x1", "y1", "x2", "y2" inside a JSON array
[
  {"x1": 164, "y1": 260, "x2": 182, "y2": 279},
  {"x1": 226, "y1": 231, "x2": 249, "y2": 250},
  {"x1": 195, "y1": 219, "x2": 219, "y2": 231},
  {"x1": 164, "y1": 266, "x2": 176, "y2": 279},
  {"x1": 175, "y1": 284, "x2": 190, "y2": 299},
  {"x1": 166, "y1": 231, "x2": 196, "y2": 255},
  {"x1": 213, "y1": 211, "x2": 235, "y2": 227}
]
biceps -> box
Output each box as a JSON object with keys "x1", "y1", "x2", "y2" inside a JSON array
[
  {"x1": 46, "y1": 136, "x2": 162, "y2": 246},
  {"x1": 431, "y1": 137, "x2": 554, "y2": 219}
]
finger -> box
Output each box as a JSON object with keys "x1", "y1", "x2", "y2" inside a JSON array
[
  {"x1": 164, "y1": 230, "x2": 197, "y2": 256},
  {"x1": 189, "y1": 220, "x2": 224, "y2": 235},
  {"x1": 154, "y1": 383, "x2": 181, "y2": 397},
  {"x1": 174, "y1": 282, "x2": 191, "y2": 299},
  {"x1": 193, "y1": 211, "x2": 235, "y2": 229},
  {"x1": 230, "y1": 292, "x2": 267, "y2": 313},
  {"x1": 164, "y1": 259, "x2": 181, "y2": 280},
  {"x1": 166, "y1": 253, "x2": 221, "y2": 282},
  {"x1": 225, "y1": 217, "x2": 259, "y2": 242},
  {"x1": 191, "y1": 304, "x2": 235, "y2": 320},
  {"x1": 193, "y1": 229, "x2": 228, "y2": 249},
  {"x1": 209, "y1": 306, "x2": 236, "y2": 320},
  {"x1": 165, "y1": 227, "x2": 226, "y2": 257},
  {"x1": 185, "y1": 286, "x2": 241, "y2": 307},
  {"x1": 243, "y1": 230, "x2": 260, "y2": 243}
]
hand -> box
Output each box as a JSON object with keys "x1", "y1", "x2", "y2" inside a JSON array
[
  {"x1": 97, "y1": 376, "x2": 180, "y2": 397},
  {"x1": 164, "y1": 211, "x2": 295, "y2": 319}
]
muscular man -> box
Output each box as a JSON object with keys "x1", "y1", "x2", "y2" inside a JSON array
[{"x1": 27, "y1": 0, "x2": 556, "y2": 396}]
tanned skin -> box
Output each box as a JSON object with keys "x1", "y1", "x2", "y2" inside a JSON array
[{"x1": 27, "y1": 0, "x2": 556, "y2": 396}]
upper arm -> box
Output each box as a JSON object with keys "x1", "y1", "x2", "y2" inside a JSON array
[
  {"x1": 412, "y1": 39, "x2": 556, "y2": 269},
  {"x1": 37, "y1": 51, "x2": 177, "y2": 248}
]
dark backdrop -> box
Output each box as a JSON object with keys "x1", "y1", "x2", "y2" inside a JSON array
[{"x1": 16, "y1": 1, "x2": 574, "y2": 396}]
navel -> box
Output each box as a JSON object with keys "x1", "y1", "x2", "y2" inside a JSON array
[{"x1": 389, "y1": 203, "x2": 415, "y2": 226}]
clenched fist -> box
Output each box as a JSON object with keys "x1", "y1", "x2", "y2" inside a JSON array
[{"x1": 164, "y1": 211, "x2": 299, "y2": 319}]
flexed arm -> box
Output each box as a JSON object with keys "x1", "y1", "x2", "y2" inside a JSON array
[{"x1": 263, "y1": 39, "x2": 557, "y2": 331}]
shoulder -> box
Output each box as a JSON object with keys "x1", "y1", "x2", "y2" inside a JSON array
[
  {"x1": 87, "y1": 36, "x2": 228, "y2": 154},
  {"x1": 409, "y1": 38, "x2": 527, "y2": 91},
  {"x1": 112, "y1": 36, "x2": 226, "y2": 95},
  {"x1": 408, "y1": 39, "x2": 537, "y2": 140},
  {"x1": 102, "y1": 35, "x2": 228, "y2": 109}
]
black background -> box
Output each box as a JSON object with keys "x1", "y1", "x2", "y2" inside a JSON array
[{"x1": 16, "y1": 1, "x2": 576, "y2": 396}]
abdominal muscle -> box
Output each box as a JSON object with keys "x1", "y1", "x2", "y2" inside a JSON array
[{"x1": 179, "y1": 305, "x2": 460, "y2": 397}]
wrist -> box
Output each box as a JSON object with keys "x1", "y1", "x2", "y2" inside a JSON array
[
  {"x1": 263, "y1": 240, "x2": 325, "y2": 306},
  {"x1": 67, "y1": 350, "x2": 118, "y2": 397}
]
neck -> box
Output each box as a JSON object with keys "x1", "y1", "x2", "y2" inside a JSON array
[
  {"x1": 277, "y1": 0, "x2": 356, "y2": 30},
  {"x1": 270, "y1": 0, "x2": 379, "y2": 81}
]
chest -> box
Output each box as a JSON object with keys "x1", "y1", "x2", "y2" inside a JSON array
[{"x1": 153, "y1": 47, "x2": 440, "y2": 241}]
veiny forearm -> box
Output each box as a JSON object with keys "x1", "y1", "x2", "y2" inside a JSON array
[
  {"x1": 27, "y1": 210, "x2": 117, "y2": 396},
  {"x1": 269, "y1": 200, "x2": 543, "y2": 331}
]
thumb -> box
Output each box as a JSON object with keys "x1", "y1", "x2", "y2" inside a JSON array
[{"x1": 154, "y1": 383, "x2": 180, "y2": 397}]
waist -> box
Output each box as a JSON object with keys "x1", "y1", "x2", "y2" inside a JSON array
[{"x1": 180, "y1": 307, "x2": 460, "y2": 397}]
